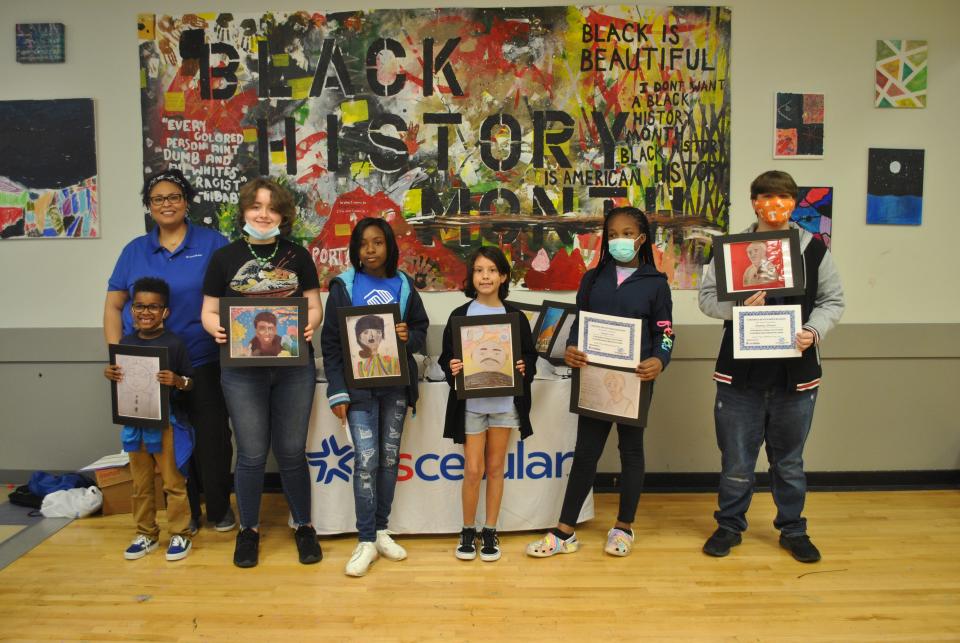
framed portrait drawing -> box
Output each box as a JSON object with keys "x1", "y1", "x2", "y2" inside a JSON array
[
  {"x1": 338, "y1": 304, "x2": 410, "y2": 389},
  {"x1": 219, "y1": 297, "x2": 309, "y2": 367},
  {"x1": 109, "y1": 344, "x2": 170, "y2": 430},
  {"x1": 451, "y1": 313, "x2": 523, "y2": 400},
  {"x1": 533, "y1": 300, "x2": 577, "y2": 364},
  {"x1": 504, "y1": 300, "x2": 542, "y2": 335},
  {"x1": 713, "y1": 229, "x2": 804, "y2": 302},
  {"x1": 570, "y1": 364, "x2": 651, "y2": 428}
]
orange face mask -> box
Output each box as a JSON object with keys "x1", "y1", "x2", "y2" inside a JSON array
[{"x1": 752, "y1": 197, "x2": 795, "y2": 225}]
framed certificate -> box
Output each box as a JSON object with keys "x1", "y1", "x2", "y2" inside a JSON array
[
  {"x1": 713, "y1": 229, "x2": 804, "y2": 302},
  {"x1": 451, "y1": 313, "x2": 523, "y2": 400},
  {"x1": 338, "y1": 304, "x2": 410, "y2": 389},
  {"x1": 577, "y1": 311, "x2": 643, "y2": 369},
  {"x1": 570, "y1": 364, "x2": 651, "y2": 427},
  {"x1": 220, "y1": 297, "x2": 309, "y2": 367},
  {"x1": 109, "y1": 343, "x2": 170, "y2": 429},
  {"x1": 732, "y1": 305, "x2": 803, "y2": 359},
  {"x1": 533, "y1": 300, "x2": 577, "y2": 366}
]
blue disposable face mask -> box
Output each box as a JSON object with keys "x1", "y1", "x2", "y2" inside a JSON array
[
  {"x1": 608, "y1": 237, "x2": 640, "y2": 262},
  {"x1": 243, "y1": 222, "x2": 280, "y2": 240}
]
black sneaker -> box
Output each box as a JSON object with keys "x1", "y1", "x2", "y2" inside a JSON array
[
  {"x1": 455, "y1": 527, "x2": 477, "y2": 561},
  {"x1": 233, "y1": 528, "x2": 260, "y2": 568},
  {"x1": 702, "y1": 528, "x2": 742, "y2": 557},
  {"x1": 479, "y1": 527, "x2": 501, "y2": 562},
  {"x1": 294, "y1": 525, "x2": 322, "y2": 564},
  {"x1": 779, "y1": 534, "x2": 821, "y2": 563}
]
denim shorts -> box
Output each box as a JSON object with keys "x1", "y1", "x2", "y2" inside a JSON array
[{"x1": 465, "y1": 408, "x2": 521, "y2": 434}]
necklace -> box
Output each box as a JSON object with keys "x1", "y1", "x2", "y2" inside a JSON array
[{"x1": 245, "y1": 238, "x2": 279, "y2": 268}]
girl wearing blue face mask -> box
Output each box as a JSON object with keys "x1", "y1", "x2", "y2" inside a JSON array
[
  {"x1": 526, "y1": 206, "x2": 675, "y2": 559},
  {"x1": 201, "y1": 177, "x2": 324, "y2": 569}
]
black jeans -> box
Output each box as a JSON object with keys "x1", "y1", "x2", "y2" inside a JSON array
[
  {"x1": 185, "y1": 361, "x2": 234, "y2": 523},
  {"x1": 558, "y1": 415, "x2": 646, "y2": 527}
]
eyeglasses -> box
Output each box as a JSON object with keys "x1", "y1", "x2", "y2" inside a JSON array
[
  {"x1": 149, "y1": 193, "x2": 184, "y2": 206},
  {"x1": 131, "y1": 303, "x2": 165, "y2": 313}
]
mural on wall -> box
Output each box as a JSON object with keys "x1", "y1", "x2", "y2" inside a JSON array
[
  {"x1": 138, "y1": 7, "x2": 732, "y2": 290},
  {"x1": 875, "y1": 40, "x2": 927, "y2": 109},
  {"x1": 792, "y1": 186, "x2": 832, "y2": 249},
  {"x1": 774, "y1": 92, "x2": 823, "y2": 159},
  {"x1": 0, "y1": 99, "x2": 98, "y2": 239},
  {"x1": 866, "y1": 148, "x2": 924, "y2": 226},
  {"x1": 15, "y1": 23, "x2": 66, "y2": 64}
]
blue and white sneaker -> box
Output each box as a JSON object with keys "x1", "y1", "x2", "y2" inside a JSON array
[
  {"x1": 124, "y1": 534, "x2": 159, "y2": 560},
  {"x1": 166, "y1": 535, "x2": 192, "y2": 561}
]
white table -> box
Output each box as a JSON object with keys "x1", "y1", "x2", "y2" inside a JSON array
[{"x1": 307, "y1": 379, "x2": 594, "y2": 535}]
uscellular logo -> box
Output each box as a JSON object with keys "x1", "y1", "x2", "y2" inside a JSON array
[{"x1": 307, "y1": 436, "x2": 353, "y2": 484}]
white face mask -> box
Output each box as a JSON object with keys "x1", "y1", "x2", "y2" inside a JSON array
[{"x1": 243, "y1": 222, "x2": 280, "y2": 240}]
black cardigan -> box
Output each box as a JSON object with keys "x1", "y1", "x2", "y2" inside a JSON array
[{"x1": 439, "y1": 301, "x2": 538, "y2": 444}]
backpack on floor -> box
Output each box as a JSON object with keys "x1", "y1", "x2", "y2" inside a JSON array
[{"x1": 8, "y1": 484, "x2": 43, "y2": 509}]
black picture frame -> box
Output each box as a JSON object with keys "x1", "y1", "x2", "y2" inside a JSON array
[
  {"x1": 451, "y1": 313, "x2": 524, "y2": 400},
  {"x1": 713, "y1": 229, "x2": 805, "y2": 302},
  {"x1": 338, "y1": 304, "x2": 410, "y2": 389},
  {"x1": 533, "y1": 300, "x2": 577, "y2": 365},
  {"x1": 219, "y1": 297, "x2": 309, "y2": 367},
  {"x1": 570, "y1": 363, "x2": 651, "y2": 428},
  {"x1": 109, "y1": 343, "x2": 170, "y2": 430},
  {"x1": 504, "y1": 300, "x2": 542, "y2": 335}
]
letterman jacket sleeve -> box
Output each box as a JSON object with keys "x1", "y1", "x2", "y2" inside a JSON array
[
  {"x1": 803, "y1": 249, "x2": 845, "y2": 344},
  {"x1": 320, "y1": 280, "x2": 350, "y2": 409}
]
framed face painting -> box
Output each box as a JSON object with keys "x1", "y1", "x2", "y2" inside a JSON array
[
  {"x1": 338, "y1": 304, "x2": 410, "y2": 388},
  {"x1": 220, "y1": 297, "x2": 309, "y2": 366},
  {"x1": 451, "y1": 313, "x2": 523, "y2": 400},
  {"x1": 533, "y1": 300, "x2": 577, "y2": 365},
  {"x1": 570, "y1": 364, "x2": 650, "y2": 427},
  {"x1": 109, "y1": 343, "x2": 170, "y2": 430},
  {"x1": 712, "y1": 229, "x2": 804, "y2": 302}
]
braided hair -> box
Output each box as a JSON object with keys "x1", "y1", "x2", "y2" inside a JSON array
[{"x1": 583, "y1": 206, "x2": 656, "y2": 309}]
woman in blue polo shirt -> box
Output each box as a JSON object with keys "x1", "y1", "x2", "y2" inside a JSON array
[{"x1": 104, "y1": 168, "x2": 236, "y2": 533}]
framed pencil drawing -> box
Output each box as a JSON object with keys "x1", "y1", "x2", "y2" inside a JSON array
[
  {"x1": 570, "y1": 363, "x2": 650, "y2": 427},
  {"x1": 452, "y1": 313, "x2": 523, "y2": 400},
  {"x1": 109, "y1": 343, "x2": 170, "y2": 430},
  {"x1": 338, "y1": 304, "x2": 410, "y2": 389}
]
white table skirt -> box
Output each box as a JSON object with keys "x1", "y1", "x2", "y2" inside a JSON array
[{"x1": 307, "y1": 379, "x2": 594, "y2": 535}]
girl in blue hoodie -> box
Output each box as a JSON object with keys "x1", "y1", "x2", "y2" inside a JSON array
[
  {"x1": 526, "y1": 206, "x2": 675, "y2": 559},
  {"x1": 320, "y1": 218, "x2": 429, "y2": 577}
]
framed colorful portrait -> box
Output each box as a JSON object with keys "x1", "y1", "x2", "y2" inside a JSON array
[
  {"x1": 219, "y1": 297, "x2": 309, "y2": 366},
  {"x1": 570, "y1": 363, "x2": 650, "y2": 427},
  {"x1": 451, "y1": 313, "x2": 523, "y2": 400},
  {"x1": 533, "y1": 300, "x2": 577, "y2": 364},
  {"x1": 109, "y1": 343, "x2": 170, "y2": 430},
  {"x1": 338, "y1": 304, "x2": 410, "y2": 389},
  {"x1": 713, "y1": 229, "x2": 804, "y2": 302}
]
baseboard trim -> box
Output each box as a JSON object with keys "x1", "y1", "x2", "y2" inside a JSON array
[{"x1": 594, "y1": 470, "x2": 960, "y2": 493}]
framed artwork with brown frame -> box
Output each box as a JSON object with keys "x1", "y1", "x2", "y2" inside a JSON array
[
  {"x1": 713, "y1": 229, "x2": 804, "y2": 302},
  {"x1": 219, "y1": 297, "x2": 309, "y2": 367},
  {"x1": 451, "y1": 313, "x2": 523, "y2": 400},
  {"x1": 338, "y1": 304, "x2": 410, "y2": 389},
  {"x1": 109, "y1": 343, "x2": 170, "y2": 430},
  {"x1": 570, "y1": 363, "x2": 651, "y2": 427}
]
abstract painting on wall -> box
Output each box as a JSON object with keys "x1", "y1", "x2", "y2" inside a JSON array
[
  {"x1": 0, "y1": 99, "x2": 98, "y2": 239},
  {"x1": 875, "y1": 40, "x2": 927, "y2": 108},
  {"x1": 866, "y1": 148, "x2": 924, "y2": 226},
  {"x1": 792, "y1": 187, "x2": 832, "y2": 249},
  {"x1": 138, "y1": 7, "x2": 733, "y2": 290},
  {"x1": 15, "y1": 23, "x2": 65, "y2": 63},
  {"x1": 774, "y1": 92, "x2": 824, "y2": 159}
]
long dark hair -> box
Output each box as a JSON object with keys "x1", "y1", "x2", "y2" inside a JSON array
[
  {"x1": 349, "y1": 217, "x2": 400, "y2": 278},
  {"x1": 584, "y1": 206, "x2": 656, "y2": 308}
]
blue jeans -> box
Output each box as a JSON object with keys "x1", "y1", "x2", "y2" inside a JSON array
[
  {"x1": 347, "y1": 389, "x2": 408, "y2": 542},
  {"x1": 221, "y1": 362, "x2": 316, "y2": 529},
  {"x1": 713, "y1": 383, "x2": 818, "y2": 537}
]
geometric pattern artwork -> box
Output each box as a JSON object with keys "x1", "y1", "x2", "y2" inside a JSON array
[
  {"x1": 15, "y1": 23, "x2": 66, "y2": 64},
  {"x1": 0, "y1": 99, "x2": 98, "y2": 239},
  {"x1": 792, "y1": 187, "x2": 832, "y2": 249},
  {"x1": 875, "y1": 40, "x2": 927, "y2": 108},
  {"x1": 139, "y1": 7, "x2": 733, "y2": 291},
  {"x1": 866, "y1": 148, "x2": 924, "y2": 226},
  {"x1": 774, "y1": 92, "x2": 824, "y2": 158}
]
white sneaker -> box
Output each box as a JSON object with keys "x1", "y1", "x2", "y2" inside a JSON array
[
  {"x1": 375, "y1": 530, "x2": 407, "y2": 561},
  {"x1": 345, "y1": 541, "x2": 379, "y2": 577}
]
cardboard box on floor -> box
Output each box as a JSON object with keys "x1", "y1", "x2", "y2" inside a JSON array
[{"x1": 94, "y1": 465, "x2": 165, "y2": 516}]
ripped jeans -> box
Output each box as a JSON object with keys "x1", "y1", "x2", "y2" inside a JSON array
[
  {"x1": 347, "y1": 389, "x2": 408, "y2": 541},
  {"x1": 714, "y1": 383, "x2": 818, "y2": 537}
]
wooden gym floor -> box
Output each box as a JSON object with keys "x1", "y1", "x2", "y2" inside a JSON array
[{"x1": 0, "y1": 490, "x2": 958, "y2": 641}]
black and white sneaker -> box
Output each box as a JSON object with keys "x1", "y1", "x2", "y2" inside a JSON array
[
  {"x1": 455, "y1": 527, "x2": 477, "y2": 560},
  {"x1": 479, "y1": 527, "x2": 501, "y2": 562}
]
